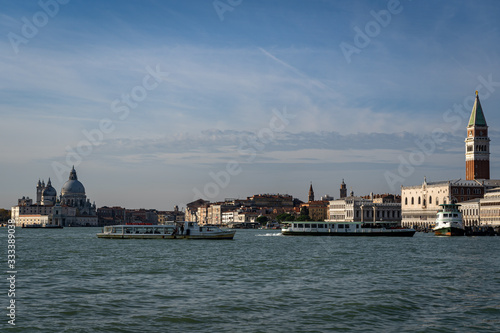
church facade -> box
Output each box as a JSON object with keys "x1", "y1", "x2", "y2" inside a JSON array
[{"x1": 11, "y1": 167, "x2": 98, "y2": 227}]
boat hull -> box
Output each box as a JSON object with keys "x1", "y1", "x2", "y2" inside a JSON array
[
  {"x1": 281, "y1": 230, "x2": 416, "y2": 237},
  {"x1": 434, "y1": 227, "x2": 465, "y2": 237},
  {"x1": 97, "y1": 232, "x2": 235, "y2": 240}
]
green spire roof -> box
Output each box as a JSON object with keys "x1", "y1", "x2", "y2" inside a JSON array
[{"x1": 468, "y1": 91, "x2": 487, "y2": 127}]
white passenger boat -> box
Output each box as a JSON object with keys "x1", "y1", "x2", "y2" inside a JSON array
[
  {"x1": 281, "y1": 221, "x2": 416, "y2": 237},
  {"x1": 97, "y1": 221, "x2": 235, "y2": 240},
  {"x1": 433, "y1": 204, "x2": 465, "y2": 236}
]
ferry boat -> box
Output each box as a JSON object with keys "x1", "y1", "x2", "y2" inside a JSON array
[
  {"x1": 433, "y1": 204, "x2": 465, "y2": 236},
  {"x1": 97, "y1": 221, "x2": 235, "y2": 240},
  {"x1": 281, "y1": 221, "x2": 416, "y2": 237}
]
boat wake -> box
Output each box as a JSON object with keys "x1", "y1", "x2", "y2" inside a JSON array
[{"x1": 256, "y1": 233, "x2": 282, "y2": 237}]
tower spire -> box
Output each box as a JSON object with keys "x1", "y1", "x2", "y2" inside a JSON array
[
  {"x1": 468, "y1": 91, "x2": 487, "y2": 127},
  {"x1": 465, "y1": 91, "x2": 490, "y2": 180}
]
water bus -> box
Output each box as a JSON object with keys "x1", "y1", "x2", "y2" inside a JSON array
[
  {"x1": 281, "y1": 221, "x2": 416, "y2": 237},
  {"x1": 433, "y1": 204, "x2": 465, "y2": 236},
  {"x1": 97, "y1": 221, "x2": 235, "y2": 240}
]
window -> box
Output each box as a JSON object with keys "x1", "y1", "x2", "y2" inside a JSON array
[
  {"x1": 467, "y1": 188, "x2": 471, "y2": 195},
  {"x1": 436, "y1": 198, "x2": 439, "y2": 205},
  {"x1": 411, "y1": 197, "x2": 414, "y2": 205},
  {"x1": 298, "y1": 224, "x2": 304, "y2": 228},
  {"x1": 418, "y1": 197, "x2": 421, "y2": 205},
  {"x1": 405, "y1": 198, "x2": 408, "y2": 205},
  {"x1": 429, "y1": 196, "x2": 432, "y2": 204},
  {"x1": 311, "y1": 224, "x2": 317, "y2": 228},
  {"x1": 338, "y1": 224, "x2": 344, "y2": 228}
]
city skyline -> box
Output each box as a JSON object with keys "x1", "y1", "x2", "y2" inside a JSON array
[{"x1": 2, "y1": 0, "x2": 500, "y2": 209}]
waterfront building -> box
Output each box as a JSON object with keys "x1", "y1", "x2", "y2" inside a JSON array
[
  {"x1": 248, "y1": 194, "x2": 294, "y2": 207},
  {"x1": 16, "y1": 214, "x2": 49, "y2": 226},
  {"x1": 327, "y1": 196, "x2": 401, "y2": 224},
  {"x1": 97, "y1": 206, "x2": 127, "y2": 226},
  {"x1": 401, "y1": 178, "x2": 484, "y2": 228},
  {"x1": 300, "y1": 200, "x2": 329, "y2": 221},
  {"x1": 157, "y1": 206, "x2": 185, "y2": 224},
  {"x1": 11, "y1": 167, "x2": 97, "y2": 227},
  {"x1": 459, "y1": 199, "x2": 481, "y2": 227},
  {"x1": 185, "y1": 199, "x2": 210, "y2": 222},
  {"x1": 479, "y1": 188, "x2": 500, "y2": 226}
]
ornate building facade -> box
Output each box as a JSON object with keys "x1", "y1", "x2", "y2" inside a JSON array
[
  {"x1": 11, "y1": 167, "x2": 97, "y2": 227},
  {"x1": 401, "y1": 91, "x2": 499, "y2": 228}
]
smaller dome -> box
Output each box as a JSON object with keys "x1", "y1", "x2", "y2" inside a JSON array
[
  {"x1": 42, "y1": 178, "x2": 57, "y2": 197},
  {"x1": 42, "y1": 186, "x2": 57, "y2": 197}
]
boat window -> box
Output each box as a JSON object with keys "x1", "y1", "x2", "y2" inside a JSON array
[
  {"x1": 318, "y1": 224, "x2": 324, "y2": 228},
  {"x1": 356, "y1": 224, "x2": 359, "y2": 228},
  {"x1": 293, "y1": 223, "x2": 297, "y2": 228},
  {"x1": 338, "y1": 224, "x2": 344, "y2": 228},
  {"x1": 311, "y1": 224, "x2": 317, "y2": 228},
  {"x1": 453, "y1": 214, "x2": 458, "y2": 217},
  {"x1": 443, "y1": 214, "x2": 449, "y2": 218},
  {"x1": 298, "y1": 224, "x2": 303, "y2": 228}
]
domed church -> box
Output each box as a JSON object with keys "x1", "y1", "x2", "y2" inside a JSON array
[
  {"x1": 59, "y1": 166, "x2": 96, "y2": 216},
  {"x1": 12, "y1": 166, "x2": 97, "y2": 227}
]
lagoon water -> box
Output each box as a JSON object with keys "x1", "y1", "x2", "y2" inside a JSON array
[{"x1": 2, "y1": 228, "x2": 500, "y2": 332}]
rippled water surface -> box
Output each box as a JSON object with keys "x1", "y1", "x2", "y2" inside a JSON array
[{"x1": 2, "y1": 228, "x2": 500, "y2": 332}]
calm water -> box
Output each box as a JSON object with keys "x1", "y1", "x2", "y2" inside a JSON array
[{"x1": 2, "y1": 228, "x2": 500, "y2": 332}]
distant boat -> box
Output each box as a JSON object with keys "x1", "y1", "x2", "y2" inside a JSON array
[
  {"x1": 433, "y1": 204, "x2": 465, "y2": 236},
  {"x1": 281, "y1": 221, "x2": 416, "y2": 237},
  {"x1": 97, "y1": 221, "x2": 235, "y2": 240}
]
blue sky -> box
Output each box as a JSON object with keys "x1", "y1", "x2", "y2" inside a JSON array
[{"x1": 1, "y1": 0, "x2": 500, "y2": 210}]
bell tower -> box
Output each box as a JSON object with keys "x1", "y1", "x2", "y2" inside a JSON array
[
  {"x1": 340, "y1": 179, "x2": 347, "y2": 198},
  {"x1": 308, "y1": 183, "x2": 315, "y2": 202},
  {"x1": 465, "y1": 91, "x2": 490, "y2": 180}
]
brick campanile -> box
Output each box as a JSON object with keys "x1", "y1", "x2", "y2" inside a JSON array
[{"x1": 465, "y1": 91, "x2": 490, "y2": 180}]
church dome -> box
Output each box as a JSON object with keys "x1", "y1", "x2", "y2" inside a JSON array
[
  {"x1": 61, "y1": 167, "x2": 86, "y2": 195},
  {"x1": 42, "y1": 181, "x2": 57, "y2": 197}
]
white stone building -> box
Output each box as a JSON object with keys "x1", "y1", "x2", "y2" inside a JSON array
[{"x1": 327, "y1": 196, "x2": 401, "y2": 224}]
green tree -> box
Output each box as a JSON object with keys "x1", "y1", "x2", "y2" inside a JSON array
[
  {"x1": 256, "y1": 215, "x2": 268, "y2": 225},
  {"x1": 300, "y1": 206, "x2": 309, "y2": 217},
  {"x1": 0, "y1": 209, "x2": 11, "y2": 222},
  {"x1": 296, "y1": 215, "x2": 309, "y2": 221},
  {"x1": 277, "y1": 213, "x2": 295, "y2": 222}
]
